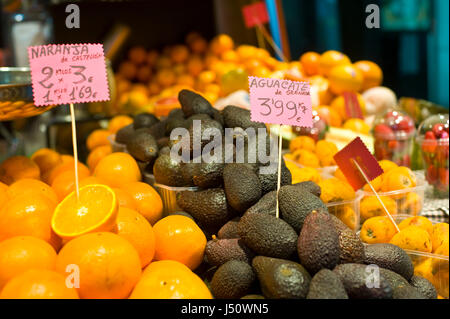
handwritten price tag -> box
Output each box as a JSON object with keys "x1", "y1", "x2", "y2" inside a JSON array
[
  {"x1": 249, "y1": 76, "x2": 313, "y2": 127},
  {"x1": 28, "y1": 43, "x2": 110, "y2": 106}
]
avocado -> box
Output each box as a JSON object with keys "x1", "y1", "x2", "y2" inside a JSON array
[
  {"x1": 115, "y1": 124, "x2": 135, "y2": 144},
  {"x1": 179, "y1": 89, "x2": 215, "y2": 117},
  {"x1": 293, "y1": 181, "x2": 321, "y2": 198},
  {"x1": 126, "y1": 128, "x2": 159, "y2": 162},
  {"x1": 189, "y1": 119, "x2": 223, "y2": 154},
  {"x1": 221, "y1": 105, "x2": 266, "y2": 130},
  {"x1": 380, "y1": 268, "x2": 426, "y2": 299},
  {"x1": 167, "y1": 211, "x2": 195, "y2": 221},
  {"x1": 279, "y1": 185, "x2": 328, "y2": 233},
  {"x1": 133, "y1": 113, "x2": 159, "y2": 129},
  {"x1": 148, "y1": 120, "x2": 167, "y2": 140},
  {"x1": 217, "y1": 217, "x2": 240, "y2": 239},
  {"x1": 245, "y1": 191, "x2": 277, "y2": 217},
  {"x1": 363, "y1": 243, "x2": 414, "y2": 281},
  {"x1": 205, "y1": 238, "x2": 255, "y2": 267},
  {"x1": 136, "y1": 159, "x2": 153, "y2": 175},
  {"x1": 153, "y1": 153, "x2": 185, "y2": 186},
  {"x1": 185, "y1": 113, "x2": 212, "y2": 127},
  {"x1": 330, "y1": 214, "x2": 365, "y2": 264},
  {"x1": 158, "y1": 146, "x2": 171, "y2": 156},
  {"x1": 179, "y1": 162, "x2": 198, "y2": 187},
  {"x1": 306, "y1": 269, "x2": 348, "y2": 299},
  {"x1": 241, "y1": 295, "x2": 265, "y2": 299},
  {"x1": 177, "y1": 188, "x2": 236, "y2": 228},
  {"x1": 238, "y1": 212, "x2": 297, "y2": 259},
  {"x1": 212, "y1": 108, "x2": 224, "y2": 126},
  {"x1": 252, "y1": 256, "x2": 311, "y2": 299},
  {"x1": 168, "y1": 108, "x2": 185, "y2": 119},
  {"x1": 333, "y1": 263, "x2": 393, "y2": 299},
  {"x1": 297, "y1": 211, "x2": 340, "y2": 274},
  {"x1": 223, "y1": 163, "x2": 262, "y2": 213},
  {"x1": 165, "y1": 117, "x2": 189, "y2": 135},
  {"x1": 258, "y1": 159, "x2": 292, "y2": 194},
  {"x1": 409, "y1": 275, "x2": 437, "y2": 299},
  {"x1": 156, "y1": 137, "x2": 169, "y2": 149},
  {"x1": 210, "y1": 260, "x2": 256, "y2": 299},
  {"x1": 192, "y1": 157, "x2": 224, "y2": 189}
]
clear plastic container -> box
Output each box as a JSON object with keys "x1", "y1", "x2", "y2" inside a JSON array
[
  {"x1": 107, "y1": 134, "x2": 127, "y2": 153},
  {"x1": 326, "y1": 191, "x2": 363, "y2": 231},
  {"x1": 373, "y1": 109, "x2": 416, "y2": 166},
  {"x1": 417, "y1": 114, "x2": 449, "y2": 198},
  {"x1": 153, "y1": 183, "x2": 198, "y2": 216},
  {"x1": 360, "y1": 178, "x2": 427, "y2": 222}
]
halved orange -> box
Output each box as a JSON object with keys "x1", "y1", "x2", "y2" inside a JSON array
[{"x1": 51, "y1": 184, "x2": 118, "y2": 240}]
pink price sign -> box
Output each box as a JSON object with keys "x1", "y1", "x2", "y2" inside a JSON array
[
  {"x1": 249, "y1": 76, "x2": 313, "y2": 127},
  {"x1": 28, "y1": 43, "x2": 110, "y2": 106}
]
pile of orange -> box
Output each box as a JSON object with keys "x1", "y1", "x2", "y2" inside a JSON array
[
  {"x1": 286, "y1": 136, "x2": 339, "y2": 168},
  {"x1": 0, "y1": 145, "x2": 211, "y2": 299}
]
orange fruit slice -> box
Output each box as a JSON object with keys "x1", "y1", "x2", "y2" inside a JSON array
[{"x1": 51, "y1": 184, "x2": 118, "y2": 240}]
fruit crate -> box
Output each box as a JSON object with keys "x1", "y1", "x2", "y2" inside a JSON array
[
  {"x1": 107, "y1": 134, "x2": 127, "y2": 153},
  {"x1": 360, "y1": 178, "x2": 427, "y2": 222},
  {"x1": 153, "y1": 183, "x2": 198, "y2": 216},
  {"x1": 326, "y1": 191, "x2": 363, "y2": 232},
  {"x1": 361, "y1": 215, "x2": 449, "y2": 299}
]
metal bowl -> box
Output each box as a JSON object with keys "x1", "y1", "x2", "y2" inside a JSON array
[{"x1": 0, "y1": 67, "x2": 56, "y2": 121}]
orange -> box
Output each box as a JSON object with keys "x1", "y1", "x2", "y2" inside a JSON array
[
  {"x1": 116, "y1": 207, "x2": 155, "y2": 268},
  {"x1": 201, "y1": 91, "x2": 218, "y2": 104},
  {"x1": 86, "y1": 129, "x2": 111, "y2": 151},
  {"x1": 51, "y1": 184, "x2": 118, "y2": 240},
  {"x1": 353, "y1": 60, "x2": 383, "y2": 90},
  {"x1": 0, "y1": 269, "x2": 79, "y2": 299},
  {"x1": 210, "y1": 34, "x2": 234, "y2": 56},
  {"x1": 0, "y1": 194, "x2": 60, "y2": 249},
  {"x1": 156, "y1": 69, "x2": 176, "y2": 87},
  {"x1": 316, "y1": 105, "x2": 342, "y2": 127},
  {"x1": 300, "y1": 51, "x2": 320, "y2": 76},
  {"x1": 170, "y1": 45, "x2": 189, "y2": 63},
  {"x1": 120, "y1": 182, "x2": 162, "y2": 225},
  {"x1": 431, "y1": 223, "x2": 449, "y2": 253},
  {"x1": 204, "y1": 83, "x2": 221, "y2": 95},
  {"x1": 118, "y1": 61, "x2": 137, "y2": 80},
  {"x1": 146, "y1": 50, "x2": 159, "y2": 66},
  {"x1": 308, "y1": 75, "x2": 334, "y2": 105},
  {"x1": 378, "y1": 160, "x2": 398, "y2": 173},
  {"x1": 51, "y1": 170, "x2": 79, "y2": 201},
  {"x1": 318, "y1": 178, "x2": 356, "y2": 203},
  {"x1": 108, "y1": 115, "x2": 133, "y2": 134},
  {"x1": 152, "y1": 215, "x2": 206, "y2": 270},
  {"x1": 61, "y1": 154, "x2": 74, "y2": 164},
  {"x1": 198, "y1": 70, "x2": 216, "y2": 85},
  {"x1": 93, "y1": 152, "x2": 141, "y2": 187},
  {"x1": 86, "y1": 144, "x2": 112, "y2": 172},
  {"x1": 79, "y1": 176, "x2": 108, "y2": 187},
  {"x1": 330, "y1": 93, "x2": 366, "y2": 121},
  {"x1": 291, "y1": 149, "x2": 320, "y2": 168},
  {"x1": 399, "y1": 216, "x2": 433, "y2": 236},
  {"x1": 360, "y1": 216, "x2": 398, "y2": 244},
  {"x1": 0, "y1": 236, "x2": 56, "y2": 289},
  {"x1": 236, "y1": 45, "x2": 257, "y2": 61},
  {"x1": 176, "y1": 74, "x2": 195, "y2": 87},
  {"x1": 221, "y1": 50, "x2": 239, "y2": 63},
  {"x1": 0, "y1": 184, "x2": 7, "y2": 208},
  {"x1": 129, "y1": 260, "x2": 212, "y2": 299},
  {"x1": 113, "y1": 187, "x2": 137, "y2": 210},
  {"x1": 148, "y1": 81, "x2": 161, "y2": 95},
  {"x1": 55, "y1": 232, "x2": 141, "y2": 299},
  {"x1": 380, "y1": 166, "x2": 416, "y2": 193},
  {"x1": 186, "y1": 55, "x2": 204, "y2": 77},
  {"x1": 318, "y1": 50, "x2": 351, "y2": 77},
  {"x1": 360, "y1": 195, "x2": 397, "y2": 221},
  {"x1": 390, "y1": 226, "x2": 432, "y2": 253},
  {"x1": 363, "y1": 174, "x2": 383, "y2": 192},
  {"x1": 31, "y1": 148, "x2": 62, "y2": 175},
  {"x1": 172, "y1": 63, "x2": 186, "y2": 76},
  {"x1": 343, "y1": 118, "x2": 370, "y2": 134},
  {"x1": 0, "y1": 156, "x2": 40, "y2": 185},
  {"x1": 315, "y1": 140, "x2": 338, "y2": 167},
  {"x1": 251, "y1": 66, "x2": 271, "y2": 78},
  {"x1": 7, "y1": 178, "x2": 58, "y2": 205},
  {"x1": 136, "y1": 65, "x2": 152, "y2": 83},
  {"x1": 328, "y1": 64, "x2": 364, "y2": 94},
  {"x1": 334, "y1": 168, "x2": 348, "y2": 182},
  {"x1": 155, "y1": 55, "x2": 172, "y2": 70},
  {"x1": 45, "y1": 161, "x2": 90, "y2": 186},
  {"x1": 128, "y1": 46, "x2": 147, "y2": 65},
  {"x1": 0, "y1": 181, "x2": 7, "y2": 191},
  {"x1": 188, "y1": 35, "x2": 208, "y2": 54},
  {"x1": 398, "y1": 191, "x2": 422, "y2": 216}
]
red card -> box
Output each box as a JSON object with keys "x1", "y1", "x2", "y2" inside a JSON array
[
  {"x1": 333, "y1": 137, "x2": 383, "y2": 190},
  {"x1": 343, "y1": 92, "x2": 363, "y2": 119},
  {"x1": 242, "y1": 2, "x2": 269, "y2": 28},
  {"x1": 28, "y1": 43, "x2": 110, "y2": 106}
]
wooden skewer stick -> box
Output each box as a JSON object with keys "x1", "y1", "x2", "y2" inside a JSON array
[
  {"x1": 352, "y1": 158, "x2": 400, "y2": 232},
  {"x1": 275, "y1": 124, "x2": 283, "y2": 218},
  {"x1": 69, "y1": 103, "x2": 80, "y2": 200},
  {"x1": 256, "y1": 23, "x2": 287, "y2": 62}
]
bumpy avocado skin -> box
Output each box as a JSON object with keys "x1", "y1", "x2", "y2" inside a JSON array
[
  {"x1": 205, "y1": 238, "x2": 255, "y2": 267},
  {"x1": 307, "y1": 269, "x2": 348, "y2": 299},
  {"x1": 330, "y1": 214, "x2": 365, "y2": 264},
  {"x1": 211, "y1": 260, "x2": 256, "y2": 299},
  {"x1": 409, "y1": 275, "x2": 437, "y2": 299}
]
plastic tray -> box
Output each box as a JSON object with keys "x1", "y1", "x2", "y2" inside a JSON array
[
  {"x1": 153, "y1": 183, "x2": 198, "y2": 216},
  {"x1": 360, "y1": 178, "x2": 427, "y2": 222},
  {"x1": 107, "y1": 134, "x2": 127, "y2": 153},
  {"x1": 326, "y1": 191, "x2": 363, "y2": 232},
  {"x1": 361, "y1": 215, "x2": 449, "y2": 299}
]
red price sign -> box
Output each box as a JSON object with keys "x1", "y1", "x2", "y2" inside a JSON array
[
  {"x1": 242, "y1": 2, "x2": 269, "y2": 28},
  {"x1": 28, "y1": 43, "x2": 110, "y2": 106}
]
